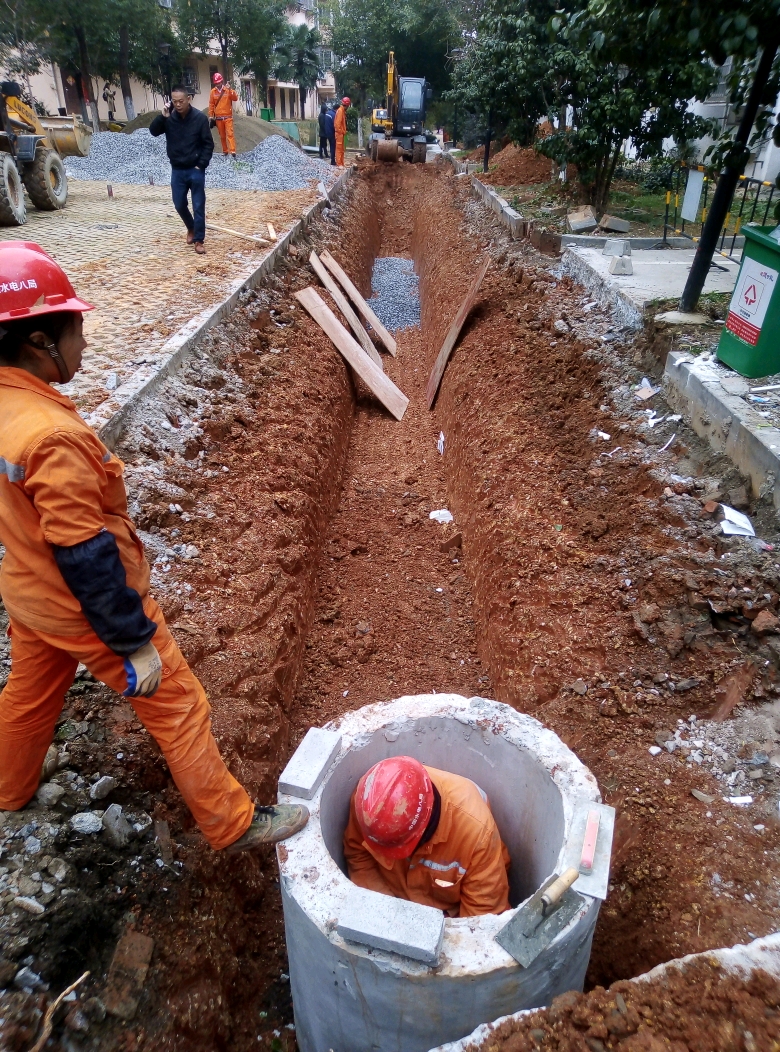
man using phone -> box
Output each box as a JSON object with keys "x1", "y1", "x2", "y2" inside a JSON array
[{"x1": 149, "y1": 86, "x2": 214, "y2": 255}]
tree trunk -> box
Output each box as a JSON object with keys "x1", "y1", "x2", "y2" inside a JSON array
[
  {"x1": 594, "y1": 143, "x2": 622, "y2": 214},
  {"x1": 300, "y1": 84, "x2": 307, "y2": 119},
  {"x1": 73, "y1": 24, "x2": 100, "y2": 132},
  {"x1": 482, "y1": 108, "x2": 494, "y2": 174},
  {"x1": 118, "y1": 26, "x2": 135, "y2": 120}
]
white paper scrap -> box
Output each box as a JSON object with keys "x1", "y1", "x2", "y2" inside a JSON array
[
  {"x1": 429, "y1": 509, "x2": 453, "y2": 524},
  {"x1": 719, "y1": 504, "x2": 755, "y2": 537}
]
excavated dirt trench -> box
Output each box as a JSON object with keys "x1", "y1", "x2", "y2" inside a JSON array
[{"x1": 2, "y1": 163, "x2": 780, "y2": 1052}]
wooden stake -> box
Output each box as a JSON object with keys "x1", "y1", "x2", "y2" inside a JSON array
[
  {"x1": 310, "y1": 251, "x2": 383, "y2": 369},
  {"x1": 205, "y1": 222, "x2": 269, "y2": 246},
  {"x1": 320, "y1": 250, "x2": 397, "y2": 356},
  {"x1": 267, "y1": 222, "x2": 277, "y2": 239},
  {"x1": 295, "y1": 287, "x2": 408, "y2": 421},
  {"x1": 426, "y1": 258, "x2": 490, "y2": 409}
]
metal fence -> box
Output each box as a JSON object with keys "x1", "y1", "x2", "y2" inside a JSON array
[{"x1": 663, "y1": 163, "x2": 777, "y2": 260}]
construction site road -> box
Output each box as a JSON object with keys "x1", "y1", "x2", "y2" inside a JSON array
[{"x1": 0, "y1": 179, "x2": 319, "y2": 415}]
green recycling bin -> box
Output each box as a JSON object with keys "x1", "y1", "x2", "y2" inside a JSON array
[
  {"x1": 717, "y1": 224, "x2": 780, "y2": 378},
  {"x1": 260, "y1": 107, "x2": 273, "y2": 122}
]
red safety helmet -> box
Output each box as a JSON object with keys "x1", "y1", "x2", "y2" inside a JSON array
[
  {"x1": 342, "y1": 96, "x2": 351, "y2": 106},
  {"x1": 213, "y1": 72, "x2": 224, "y2": 85},
  {"x1": 355, "y1": 756, "x2": 434, "y2": 860},
  {"x1": 0, "y1": 241, "x2": 93, "y2": 324}
]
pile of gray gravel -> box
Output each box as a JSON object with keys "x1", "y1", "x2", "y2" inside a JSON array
[
  {"x1": 65, "y1": 129, "x2": 336, "y2": 191},
  {"x1": 369, "y1": 256, "x2": 420, "y2": 331}
]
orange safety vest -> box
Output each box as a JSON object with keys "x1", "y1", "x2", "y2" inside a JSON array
[
  {"x1": 344, "y1": 765, "x2": 511, "y2": 917},
  {"x1": 0, "y1": 369, "x2": 150, "y2": 635},
  {"x1": 334, "y1": 105, "x2": 347, "y2": 136},
  {"x1": 209, "y1": 86, "x2": 238, "y2": 119}
]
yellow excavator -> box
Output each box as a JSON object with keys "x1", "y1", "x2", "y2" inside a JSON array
[
  {"x1": 0, "y1": 82, "x2": 93, "y2": 226},
  {"x1": 369, "y1": 51, "x2": 431, "y2": 163}
]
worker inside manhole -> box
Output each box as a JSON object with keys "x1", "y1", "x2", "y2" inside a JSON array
[{"x1": 343, "y1": 755, "x2": 511, "y2": 917}]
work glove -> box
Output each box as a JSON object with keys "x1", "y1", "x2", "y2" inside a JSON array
[
  {"x1": 123, "y1": 642, "x2": 163, "y2": 698},
  {"x1": 209, "y1": 118, "x2": 216, "y2": 128}
]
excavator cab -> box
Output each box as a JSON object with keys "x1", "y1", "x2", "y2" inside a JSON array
[{"x1": 369, "y1": 52, "x2": 431, "y2": 163}]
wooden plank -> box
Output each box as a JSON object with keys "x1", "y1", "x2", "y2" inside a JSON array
[
  {"x1": 295, "y1": 287, "x2": 408, "y2": 421},
  {"x1": 205, "y1": 222, "x2": 269, "y2": 246},
  {"x1": 310, "y1": 251, "x2": 383, "y2": 370},
  {"x1": 320, "y1": 250, "x2": 397, "y2": 357},
  {"x1": 267, "y1": 222, "x2": 277, "y2": 239},
  {"x1": 426, "y1": 258, "x2": 490, "y2": 409}
]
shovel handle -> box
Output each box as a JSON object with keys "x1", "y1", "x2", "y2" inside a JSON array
[{"x1": 541, "y1": 867, "x2": 579, "y2": 911}]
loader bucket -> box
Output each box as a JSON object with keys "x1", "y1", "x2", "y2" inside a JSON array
[{"x1": 39, "y1": 116, "x2": 93, "y2": 158}]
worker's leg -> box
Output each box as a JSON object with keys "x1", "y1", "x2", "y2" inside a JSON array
[
  {"x1": 55, "y1": 597, "x2": 253, "y2": 849},
  {"x1": 335, "y1": 134, "x2": 344, "y2": 166},
  {"x1": 0, "y1": 620, "x2": 78, "y2": 810},
  {"x1": 170, "y1": 168, "x2": 195, "y2": 236},
  {"x1": 329, "y1": 136, "x2": 337, "y2": 165},
  {"x1": 217, "y1": 120, "x2": 229, "y2": 153},
  {"x1": 319, "y1": 135, "x2": 328, "y2": 159},
  {"x1": 189, "y1": 168, "x2": 206, "y2": 244},
  {"x1": 225, "y1": 119, "x2": 236, "y2": 155}
]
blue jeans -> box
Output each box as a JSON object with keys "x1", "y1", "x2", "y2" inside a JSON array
[{"x1": 171, "y1": 167, "x2": 205, "y2": 243}]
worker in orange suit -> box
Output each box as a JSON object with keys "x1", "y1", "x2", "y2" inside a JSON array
[
  {"x1": 208, "y1": 72, "x2": 239, "y2": 158},
  {"x1": 344, "y1": 755, "x2": 511, "y2": 917},
  {"x1": 334, "y1": 95, "x2": 350, "y2": 166},
  {"x1": 0, "y1": 242, "x2": 309, "y2": 853}
]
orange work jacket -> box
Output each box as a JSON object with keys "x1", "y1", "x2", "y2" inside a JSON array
[
  {"x1": 344, "y1": 765, "x2": 511, "y2": 917},
  {"x1": 209, "y1": 86, "x2": 238, "y2": 119},
  {"x1": 334, "y1": 105, "x2": 347, "y2": 136},
  {"x1": 0, "y1": 369, "x2": 150, "y2": 635}
]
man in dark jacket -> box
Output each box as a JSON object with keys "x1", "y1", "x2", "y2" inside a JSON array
[
  {"x1": 149, "y1": 86, "x2": 214, "y2": 255},
  {"x1": 318, "y1": 102, "x2": 329, "y2": 159},
  {"x1": 324, "y1": 105, "x2": 337, "y2": 166}
]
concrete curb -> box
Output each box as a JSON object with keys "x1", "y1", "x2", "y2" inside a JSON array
[
  {"x1": 468, "y1": 175, "x2": 526, "y2": 239},
  {"x1": 85, "y1": 166, "x2": 354, "y2": 448},
  {"x1": 663, "y1": 350, "x2": 780, "y2": 508},
  {"x1": 560, "y1": 246, "x2": 644, "y2": 330},
  {"x1": 561, "y1": 234, "x2": 745, "y2": 250}
]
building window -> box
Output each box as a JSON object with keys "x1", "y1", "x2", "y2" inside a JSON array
[
  {"x1": 318, "y1": 48, "x2": 333, "y2": 71},
  {"x1": 182, "y1": 66, "x2": 200, "y2": 94}
]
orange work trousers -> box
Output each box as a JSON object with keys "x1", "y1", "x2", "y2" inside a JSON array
[
  {"x1": 335, "y1": 133, "x2": 345, "y2": 166},
  {"x1": 216, "y1": 117, "x2": 236, "y2": 155},
  {"x1": 0, "y1": 596, "x2": 253, "y2": 850}
]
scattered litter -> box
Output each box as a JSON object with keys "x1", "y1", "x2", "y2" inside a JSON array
[
  {"x1": 719, "y1": 505, "x2": 755, "y2": 538},
  {"x1": 691, "y1": 788, "x2": 716, "y2": 804},
  {"x1": 437, "y1": 431, "x2": 445, "y2": 455},
  {"x1": 635, "y1": 378, "x2": 660, "y2": 401},
  {"x1": 603, "y1": 446, "x2": 622, "y2": 458},
  {"x1": 429, "y1": 509, "x2": 453, "y2": 524},
  {"x1": 727, "y1": 795, "x2": 753, "y2": 806},
  {"x1": 659, "y1": 433, "x2": 676, "y2": 453},
  {"x1": 648, "y1": 745, "x2": 662, "y2": 756},
  {"x1": 597, "y1": 431, "x2": 611, "y2": 441}
]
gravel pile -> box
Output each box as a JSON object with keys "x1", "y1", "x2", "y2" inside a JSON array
[
  {"x1": 65, "y1": 129, "x2": 336, "y2": 191},
  {"x1": 369, "y1": 256, "x2": 420, "y2": 331}
]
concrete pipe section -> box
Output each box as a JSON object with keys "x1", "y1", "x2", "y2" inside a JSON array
[{"x1": 276, "y1": 693, "x2": 604, "y2": 1052}]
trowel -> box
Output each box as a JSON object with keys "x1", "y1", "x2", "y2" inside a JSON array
[{"x1": 495, "y1": 867, "x2": 585, "y2": 968}]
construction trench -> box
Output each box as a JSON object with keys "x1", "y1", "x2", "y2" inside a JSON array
[{"x1": 2, "y1": 161, "x2": 780, "y2": 1050}]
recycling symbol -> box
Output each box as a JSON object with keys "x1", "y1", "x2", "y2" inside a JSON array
[{"x1": 744, "y1": 283, "x2": 757, "y2": 306}]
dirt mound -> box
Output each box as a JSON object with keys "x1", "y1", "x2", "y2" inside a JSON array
[
  {"x1": 469, "y1": 959, "x2": 780, "y2": 1051},
  {"x1": 479, "y1": 142, "x2": 552, "y2": 186},
  {"x1": 121, "y1": 110, "x2": 294, "y2": 152}
]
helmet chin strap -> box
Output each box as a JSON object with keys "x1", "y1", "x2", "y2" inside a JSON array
[{"x1": 45, "y1": 342, "x2": 71, "y2": 384}]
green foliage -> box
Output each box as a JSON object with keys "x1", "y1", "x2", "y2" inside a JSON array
[
  {"x1": 274, "y1": 22, "x2": 323, "y2": 115},
  {"x1": 175, "y1": 0, "x2": 288, "y2": 86}
]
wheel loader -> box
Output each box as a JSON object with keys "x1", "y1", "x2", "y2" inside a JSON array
[
  {"x1": 368, "y1": 52, "x2": 432, "y2": 163},
  {"x1": 0, "y1": 82, "x2": 93, "y2": 227}
]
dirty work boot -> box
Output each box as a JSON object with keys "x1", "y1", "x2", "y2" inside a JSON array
[
  {"x1": 194, "y1": 241, "x2": 206, "y2": 255},
  {"x1": 186, "y1": 229, "x2": 195, "y2": 245},
  {"x1": 225, "y1": 804, "x2": 309, "y2": 853}
]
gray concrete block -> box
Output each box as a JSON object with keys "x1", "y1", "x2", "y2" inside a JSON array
[
  {"x1": 599, "y1": 214, "x2": 631, "y2": 233},
  {"x1": 278, "y1": 727, "x2": 342, "y2": 800},
  {"x1": 567, "y1": 206, "x2": 598, "y2": 233},
  {"x1": 602, "y1": 239, "x2": 630, "y2": 257},
  {"x1": 337, "y1": 884, "x2": 445, "y2": 964},
  {"x1": 608, "y1": 255, "x2": 634, "y2": 275}
]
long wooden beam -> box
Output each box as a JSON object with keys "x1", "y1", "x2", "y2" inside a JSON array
[
  {"x1": 295, "y1": 287, "x2": 408, "y2": 421},
  {"x1": 309, "y1": 251, "x2": 383, "y2": 370},
  {"x1": 319, "y1": 250, "x2": 397, "y2": 357},
  {"x1": 426, "y1": 258, "x2": 490, "y2": 409}
]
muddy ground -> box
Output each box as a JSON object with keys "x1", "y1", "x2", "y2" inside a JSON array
[{"x1": 1, "y1": 162, "x2": 780, "y2": 1051}]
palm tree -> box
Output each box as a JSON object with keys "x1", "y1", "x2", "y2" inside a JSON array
[{"x1": 275, "y1": 23, "x2": 323, "y2": 119}]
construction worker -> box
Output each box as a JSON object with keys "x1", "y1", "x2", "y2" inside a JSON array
[
  {"x1": 334, "y1": 96, "x2": 350, "y2": 166},
  {"x1": 325, "y1": 104, "x2": 337, "y2": 166},
  {"x1": 318, "y1": 102, "x2": 329, "y2": 159},
  {"x1": 343, "y1": 755, "x2": 511, "y2": 917},
  {"x1": 209, "y1": 72, "x2": 239, "y2": 158},
  {"x1": 0, "y1": 242, "x2": 309, "y2": 854}
]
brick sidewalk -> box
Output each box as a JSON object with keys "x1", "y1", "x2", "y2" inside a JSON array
[{"x1": 0, "y1": 179, "x2": 318, "y2": 412}]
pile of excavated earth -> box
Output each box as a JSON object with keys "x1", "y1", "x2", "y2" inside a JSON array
[
  {"x1": 64, "y1": 130, "x2": 336, "y2": 191},
  {"x1": 0, "y1": 160, "x2": 779, "y2": 1051}
]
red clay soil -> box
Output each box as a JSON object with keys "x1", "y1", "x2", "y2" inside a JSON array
[
  {"x1": 468, "y1": 959, "x2": 780, "y2": 1051},
  {"x1": 479, "y1": 143, "x2": 553, "y2": 186},
  {"x1": 3, "y1": 162, "x2": 780, "y2": 1052}
]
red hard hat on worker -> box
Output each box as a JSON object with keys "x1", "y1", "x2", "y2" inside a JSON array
[
  {"x1": 213, "y1": 72, "x2": 224, "y2": 84},
  {"x1": 0, "y1": 241, "x2": 93, "y2": 323},
  {"x1": 355, "y1": 756, "x2": 434, "y2": 859},
  {"x1": 342, "y1": 96, "x2": 351, "y2": 106}
]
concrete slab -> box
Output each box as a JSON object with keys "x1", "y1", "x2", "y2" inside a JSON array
[
  {"x1": 278, "y1": 727, "x2": 342, "y2": 800},
  {"x1": 337, "y1": 884, "x2": 445, "y2": 964},
  {"x1": 562, "y1": 246, "x2": 740, "y2": 328}
]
